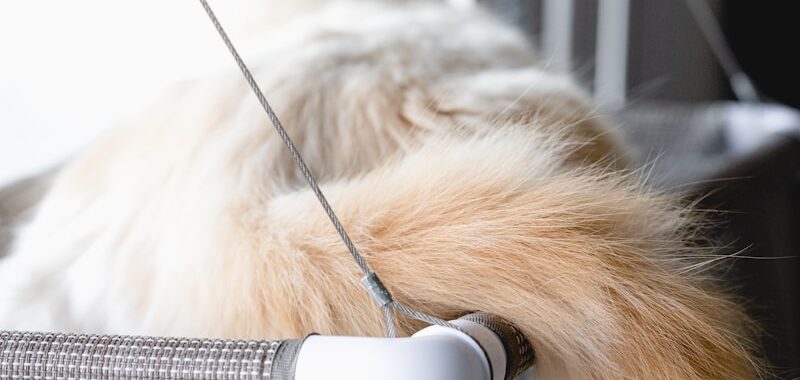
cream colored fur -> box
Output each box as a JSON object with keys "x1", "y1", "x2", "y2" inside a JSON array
[{"x1": 0, "y1": 1, "x2": 761, "y2": 379}]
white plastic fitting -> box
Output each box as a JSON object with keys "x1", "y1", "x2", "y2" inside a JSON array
[
  {"x1": 0, "y1": 314, "x2": 533, "y2": 379},
  {"x1": 294, "y1": 318, "x2": 511, "y2": 380}
]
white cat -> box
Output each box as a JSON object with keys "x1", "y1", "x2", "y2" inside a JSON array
[{"x1": 0, "y1": 1, "x2": 761, "y2": 378}]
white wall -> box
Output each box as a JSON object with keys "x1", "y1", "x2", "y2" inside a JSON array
[{"x1": 0, "y1": 0, "x2": 266, "y2": 186}]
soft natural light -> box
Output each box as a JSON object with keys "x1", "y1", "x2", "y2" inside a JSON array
[{"x1": 0, "y1": 1, "x2": 265, "y2": 185}]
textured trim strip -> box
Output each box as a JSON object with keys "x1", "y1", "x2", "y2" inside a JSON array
[{"x1": 0, "y1": 331, "x2": 300, "y2": 380}]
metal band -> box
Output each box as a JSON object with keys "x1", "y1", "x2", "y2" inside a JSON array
[
  {"x1": 460, "y1": 312, "x2": 535, "y2": 380},
  {"x1": 361, "y1": 272, "x2": 393, "y2": 307},
  {"x1": 268, "y1": 339, "x2": 304, "y2": 380}
]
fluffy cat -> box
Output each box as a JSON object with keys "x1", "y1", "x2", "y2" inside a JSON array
[{"x1": 0, "y1": 1, "x2": 761, "y2": 378}]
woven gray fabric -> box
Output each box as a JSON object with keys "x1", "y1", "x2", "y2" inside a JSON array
[
  {"x1": 0, "y1": 331, "x2": 302, "y2": 379},
  {"x1": 461, "y1": 312, "x2": 534, "y2": 380}
]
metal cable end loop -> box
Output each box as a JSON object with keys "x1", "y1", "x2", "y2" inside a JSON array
[{"x1": 382, "y1": 304, "x2": 397, "y2": 338}]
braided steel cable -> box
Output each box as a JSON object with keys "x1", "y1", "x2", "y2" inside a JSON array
[{"x1": 197, "y1": 0, "x2": 457, "y2": 335}]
